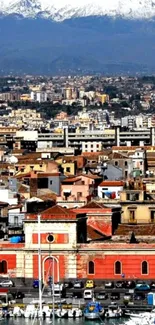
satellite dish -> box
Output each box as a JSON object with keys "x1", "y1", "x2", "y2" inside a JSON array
[{"x1": 9, "y1": 156, "x2": 18, "y2": 164}]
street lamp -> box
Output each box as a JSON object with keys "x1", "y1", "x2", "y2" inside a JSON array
[{"x1": 48, "y1": 234, "x2": 55, "y2": 325}]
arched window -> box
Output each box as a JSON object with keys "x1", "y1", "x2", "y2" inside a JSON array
[
  {"x1": 1, "y1": 260, "x2": 7, "y2": 274},
  {"x1": 142, "y1": 261, "x2": 148, "y2": 275},
  {"x1": 115, "y1": 261, "x2": 122, "y2": 275},
  {"x1": 88, "y1": 261, "x2": 95, "y2": 274}
]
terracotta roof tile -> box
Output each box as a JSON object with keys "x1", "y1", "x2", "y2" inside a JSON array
[
  {"x1": 25, "y1": 204, "x2": 78, "y2": 220},
  {"x1": 87, "y1": 225, "x2": 105, "y2": 241},
  {"x1": 62, "y1": 177, "x2": 81, "y2": 183},
  {"x1": 99, "y1": 180, "x2": 124, "y2": 187},
  {"x1": 115, "y1": 224, "x2": 155, "y2": 236},
  {"x1": 18, "y1": 184, "x2": 29, "y2": 193}
]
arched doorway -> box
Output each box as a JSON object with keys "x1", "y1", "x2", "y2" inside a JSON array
[{"x1": 43, "y1": 257, "x2": 59, "y2": 284}]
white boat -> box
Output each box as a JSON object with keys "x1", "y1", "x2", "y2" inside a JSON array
[
  {"x1": 68, "y1": 308, "x2": 83, "y2": 318},
  {"x1": 42, "y1": 305, "x2": 52, "y2": 318},
  {"x1": 125, "y1": 312, "x2": 155, "y2": 325},
  {"x1": 13, "y1": 306, "x2": 24, "y2": 317},
  {"x1": 105, "y1": 304, "x2": 122, "y2": 318},
  {"x1": 55, "y1": 308, "x2": 68, "y2": 318},
  {"x1": 24, "y1": 304, "x2": 36, "y2": 318}
]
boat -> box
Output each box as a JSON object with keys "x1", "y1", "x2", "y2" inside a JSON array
[
  {"x1": 84, "y1": 301, "x2": 104, "y2": 320},
  {"x1": 13, "y1": 306, "x2": 24, "y2": 317},
  {"x1": 55, "y1": 308, "x2": 68, "y2": 318},
  {"x1": 125, "y1": 315, "x2": 155, "y2": 325},
  {"x1": 42, "y1": 305, "x2": 52, "y2": 318},
  {"x1": 68, "y1": 308, "x2": 83, "y2": 318},
  {"x1": 105, "y1": 304, "x2": 122, "y2": 318},
  {"x1": 24, "y1": 304, "x2": 36, "y2": 318}
]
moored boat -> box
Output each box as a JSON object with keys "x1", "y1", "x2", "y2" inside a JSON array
[
  {"x1": 24, "y1": 304, "x2": 36, "y2": 318},
  {"x1": 105, "y1": 304, "x2": 122, "y2": 318},
  {"x1": 55, "y1": 308, "x2": 68, "y2": 318},
  {"x1": 68, "y1": 308, "x2": 83, "y2": 318},
  {"x1": 84, "y1": 301, "x2": 104, "y2": 320}
]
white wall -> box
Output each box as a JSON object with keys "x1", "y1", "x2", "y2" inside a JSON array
[
  {"x1": 0, "y1": 189, "x2": 18, "y2": 205},
  {"x1": 98, "y1": 186, "x2": 123, "y2": 199}
]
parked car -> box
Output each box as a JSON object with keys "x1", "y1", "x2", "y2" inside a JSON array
[
  {"x1": 12, "y1": 291, "x2": 25, "y2": 299},
  {"x1": 150, "y1": 282, "x2": 155, "y2": 289},
  {"x1": 85, "y1": 280, "x2": 95, "y2": 289},
  {"x1": 83, "y1": 289, "x2": 94, "y2": 300},
  {"x1": 123, "y1": 293, "x2": 132, "y2": 302},
  {"x1": 124, "y1": 280, "x2": 135, "y2": 289},
  {"x1": 73, "y1": 291, "x2": 83, "y2": 299},
  {"x1": 134, "y1": 292, "x2": 146, "y2": 300},
  {"x1": 110, "y1": 292, "x2": 120, "y2": 300},
  {"x1": 73, "y1": 280, "x2": 84, "y2": 289},
  {"x1": 0, "y1": 279, "x2": 14, "y2": 287},
  {"x1": 96, "y1": 291, "x2": 108, "y2": 300},
  {"x1": 135, "y1": 282, "x2": 150, "y2": 291},
  {"x1": 105, "y1": 281, "x2": 114, "y2": 288},
  {"x1": 63, "y1": 281, "x2": 73, "y2": 289},
  {"x1": 115, "y1": 281, "x2": 124, "y2": 288},
  {"x1": 33, "y1": 279, "x2": 44, "y2": 289}
]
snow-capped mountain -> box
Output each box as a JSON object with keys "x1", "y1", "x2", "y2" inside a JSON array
[{"x1": 1, "y1": 0, "x2": 155, "y2": 20}]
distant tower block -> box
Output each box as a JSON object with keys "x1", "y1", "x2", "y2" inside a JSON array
[
  {"x1": 115, "y1": 126, "x2": 120, "y2": 147},
  {"x1": 64, "y1": 126, "x2": 69, "y2": 148},
  {"x1": 150, "y1": 127, "x2": 155, "y2": 146}
]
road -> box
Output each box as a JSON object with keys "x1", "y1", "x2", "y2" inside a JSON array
[{"x1": 5, "y1": 284, "x2": 153, "y2": 308}]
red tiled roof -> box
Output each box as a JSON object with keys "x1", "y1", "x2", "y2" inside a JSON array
[
  {"x1": 18, "y1": 184, "x2": 29, "y2": 193},
  {"x1": 88, "y1": 219, "x2": 112, "y2": 237},
  {"x1": 115, "y1": 224, "x2": 155, "y2": 236},
  {"x1": 112, "y1": 146, "x2": 155, "y2": 151},
  {"x1": 25, "y1": 204, "x2": 78, "y2": 220},
  {"x1": 99, "y1": 181, "x2": 124, "y2": 187},
  {"x1": 87, "y1": 225, "x2": 105, "y2": 240},
  {"x1": 82, "y1": 201, "x2": 107, "y2": 209},
  {"x1": 112, "y1": 152, "x2": 128, "y2": 159},
  {"x1": 81, "y1": 173, "x2": 102, "y2": 179},
  {"x1": 62, "y1": 177, "x2": 81, "y2": 183},
  {"x1": 71, "y1": 201, "x2": 112, "y2": 214}
]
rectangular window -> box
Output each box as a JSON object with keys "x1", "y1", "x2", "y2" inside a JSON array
[
  {"x1": 127, "y1": 193, "x2": 139, "y2": 201},
  {"x1": 129, "y1": 210, "x2": 135, "y2": 219},
  {"x1": 14, "y1": 216, "x2": 18, "y2": 225},
  {"x1": 115, "y1": 161, "x2": 118, "y2": 166},
  {"x1": 125, "y1": 161, "x2": 128, "y2": 166},
  {"x1": 50, "y1": 180, "x2": 53, "y2": 185},
  {"x1": 125, "y1": 170, "x2": 128, "y2": 178},
  {"x1": 66, "y1": 167, "x2": 70, "y2": 172},
  {"x1": 150, "y1": 211, "x2": 155, "y2": 223}
]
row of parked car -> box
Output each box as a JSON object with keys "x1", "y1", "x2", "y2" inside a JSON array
[
  {"x1": 96, "y1": 291, "x2": 146, "y2": 301},
  {"x1": 104, "y1": 280, "x2": 153, "y2": 291},
  {"x1": 61, "y1": 280, "x2": 154, "y2": 291}
]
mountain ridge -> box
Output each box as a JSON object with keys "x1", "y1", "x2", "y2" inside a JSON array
[
  {"x1": 1, "y1": 0, "x2": 155, "y2": 21},
  {"x1": 0, "y1": 15, "x2": 155, "y2": 74}
]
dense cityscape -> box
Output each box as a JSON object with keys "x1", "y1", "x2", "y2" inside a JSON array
[{"x1": 0, "y1": 74, "x2": 155, "y2": 319}]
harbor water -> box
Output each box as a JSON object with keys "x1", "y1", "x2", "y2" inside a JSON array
[{"x1": 0, "y1": 318, "x2": 127, "y2": 325}]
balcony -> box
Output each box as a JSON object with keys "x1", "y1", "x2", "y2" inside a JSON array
[{"x1": 128, "y1": 218, "x2": 137, "y2": 224}]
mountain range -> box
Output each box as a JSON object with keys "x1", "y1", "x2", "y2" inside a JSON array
[
  {"x1": 0, "y1": 0, "x2": 155, "y2": 74},
  {"x1": 1, "y1": 0, "x2": 155, "y2": 20}
]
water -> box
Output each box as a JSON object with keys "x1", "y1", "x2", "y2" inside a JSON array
[{"x1": 0, "y1": 318, "x2": 126, "y2": 325}]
